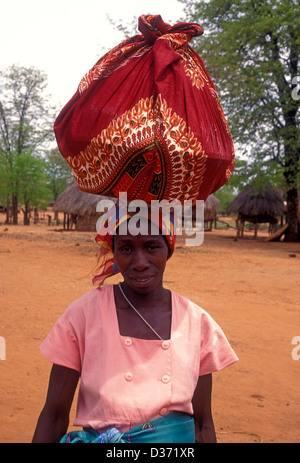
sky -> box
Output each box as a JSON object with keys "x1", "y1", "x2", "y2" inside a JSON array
[{"x1": 1, "y1": 0, "x2": 186, "y2": 109}]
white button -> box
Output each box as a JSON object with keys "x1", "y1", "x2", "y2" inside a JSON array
[
  {"x1": 124, "y1": 371, "x2": 133, "y2": 381},
  {"x1": 162, "y1": 375, "x2": 170, "y2": 384},
  {"x1": 161, "y1": 340, "x2": 170, "y2": 350},
  {"x1": 124, "y1": 337, "x2": 132, "y2": 346},
  {"x1": 160, "y1": 407, "x2": 168, "y2": 416}
]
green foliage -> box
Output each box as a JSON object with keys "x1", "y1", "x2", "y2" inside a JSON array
[
  {"x1": 180, "y1": 0, "x2": 299, "y2": 239},
  {"x1": 44, "y1": 148, "x2": 73, "y2": 201},
  {"x1": 15, "y1": 153, "x2": 52, "y2": 210},
  {"x1": 214, "y1": 183, "x2": 236, "y2": 213},
  {"x1": 0, "y1": 65, "x2": 55, "y2": 156},
  {"x1": 181, "y1": 0, "x2": 299, "y2": 181},
  {"x1": 0, "y1": 65, "x2": 57, "y2": 221}
]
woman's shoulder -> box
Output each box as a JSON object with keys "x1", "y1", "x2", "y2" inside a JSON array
[
  {"x1": 171, "y1": 290, "x2": 205, "y2": 313},
  {"x1": 170, "y1": 289, "x2": 218, "y2": 325},
  {"x1": 65, "y1": 285, "x2": 113, "y2": 316}
]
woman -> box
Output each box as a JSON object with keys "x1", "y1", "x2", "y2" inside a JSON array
[{"x1": 32, "y1": 206, "x2": 238, "y2": 443}]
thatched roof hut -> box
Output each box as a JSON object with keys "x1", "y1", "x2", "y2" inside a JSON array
[
  {"x1": 203, "y1": 194, "x2": 220, "y2": 230},
  {"x1": 53, "y1": 181, "x2": 116, "y2": 231},
  {"x1": 190, "y1": 194, "x2": 220, "y2": 231},
  {"x1": 204, "y1": 195, "x2": 220, "y2": 220},
  {"x1": 226, "y1": 185, "x2": 285, "y2": 238},
  {"x1": 227, "y1": 186, "x2": 284, "y2": 218},
  {"x1": 54, "y1": 182, "x2": 222, "y2": 233}
]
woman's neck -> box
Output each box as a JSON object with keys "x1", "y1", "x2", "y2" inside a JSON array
[
  {"x1": 114, "y1": 282, "x2": 172, "y2": 340},
  {"x1": 119, "y1": 281, "x2": 169, "y2": 311}
]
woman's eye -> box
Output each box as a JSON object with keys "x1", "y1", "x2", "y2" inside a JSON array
[
  {"x1": 147, "y1": 244, "x2": 159, "y2": 251},
  {"x1": 121, "y1": 246, "x2": 132, "y2": 252}
]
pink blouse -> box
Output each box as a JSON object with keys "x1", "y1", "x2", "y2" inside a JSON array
[{"x1": 40, "y1": 285, "x2": 238, "y2": 433}]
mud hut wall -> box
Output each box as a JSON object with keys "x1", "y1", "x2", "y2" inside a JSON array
[{"x1": 77, "y1": 214, "x2": 99, "y2": 231}]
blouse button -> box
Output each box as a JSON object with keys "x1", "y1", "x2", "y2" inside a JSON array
[
  {"x1": 161, "y1": 340, "x2": 170, "y2": 350},
  {"x1": 160, "y1": 407, "x2": 168, "y2": 416},
  {"x1": 124, "y1": 371, "x2": 133, "y2": 381},
  {"x1": 124, "y1": 337, "x2": 132, "y2": 346},
  {"x1": 162, "y1": 375, "x2": 170, "y2": 384}
]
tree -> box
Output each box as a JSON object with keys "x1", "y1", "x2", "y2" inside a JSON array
[
  {"x1": 44, "y1": 148, "x2": 73, "y2": 202},
  {"x1": 214, "y1": 159, "x2": 247, "y2": 212},
  {"x1": 15, "y1": 153, "x2": 52, "y2": 225},
  {"x1": 0, "y1": 65, "x2": 55, "y2": 224},
  {"x1": 181, "y1": 0, "x2": 300, "y2": 241}
]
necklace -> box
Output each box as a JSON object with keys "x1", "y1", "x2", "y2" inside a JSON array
[{"x1": 118, "y1": 282, "x2": 163, "y2": 341}]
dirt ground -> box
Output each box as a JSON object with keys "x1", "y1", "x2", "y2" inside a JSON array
[{"x1": 0, "y1": 214, "x2": 300, "y2": 443}]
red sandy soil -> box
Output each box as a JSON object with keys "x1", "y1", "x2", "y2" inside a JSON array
[{"x1": 0, "y1": 216, "x2": 300, "y2": 443}]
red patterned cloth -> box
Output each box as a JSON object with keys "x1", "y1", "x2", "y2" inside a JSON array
[{"x1": 54, "y1": 14, "x2": 235, "y2": 202}]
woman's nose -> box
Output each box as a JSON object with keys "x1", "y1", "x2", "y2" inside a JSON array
[{"x1": 133, "y1": 249, "x2": 150, "y2": 270}]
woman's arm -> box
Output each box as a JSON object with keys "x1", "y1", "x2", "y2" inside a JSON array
[
  {"x1": 32, "y1": 364, "x2": 80, "y2": 443},
  {"x1": 192, "y1": 373, "x2": 217, "y2": 443}
]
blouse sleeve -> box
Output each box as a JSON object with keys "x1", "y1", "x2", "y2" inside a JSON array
[
  {"x1": 199, "y1": 310, "x2": 238, "y2": 376},
  {"x1": 39, "y1": 299, "x2": 85, "y2": 372}
]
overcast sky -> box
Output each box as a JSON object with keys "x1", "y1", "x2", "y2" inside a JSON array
[{"x1": 1, "y1": 0, "x2": 186, "y2": 108}]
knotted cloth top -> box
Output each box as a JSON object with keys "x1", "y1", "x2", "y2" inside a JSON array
[{"x1": 54, "y1": 14, "x2": 235, "y2": 203}]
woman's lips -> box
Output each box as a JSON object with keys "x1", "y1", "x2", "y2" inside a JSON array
[{"x1": 131, "y1": 275, "x2": 154, "y2": 284}]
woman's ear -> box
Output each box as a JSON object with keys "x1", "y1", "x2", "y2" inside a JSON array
[{"x1": 167, "y1": 248, "x2": 173, "y2": 260}]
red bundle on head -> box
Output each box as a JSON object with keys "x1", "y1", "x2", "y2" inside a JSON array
[{"x1": 54, "y1": 14, "x2": 234, "y2": 203}]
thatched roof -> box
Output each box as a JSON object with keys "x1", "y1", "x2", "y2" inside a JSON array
[
  {"x1": 204, "y1": 194, "x2": 220, "y2": 212},
  {"x1": 54, "y1": 182, "x2": 221, "y2": 220},
  {"x1": 53, "y1": 181, "x2": 116, "y2": 217},
  {"x1": 226, "y1": 186, "x2": 284, "y2": 218}
]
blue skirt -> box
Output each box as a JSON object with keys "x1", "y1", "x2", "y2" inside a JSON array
[{"x1": 60, "y1": 412, "x2": 195, "y2": 443}]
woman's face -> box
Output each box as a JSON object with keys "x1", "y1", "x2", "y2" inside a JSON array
[{"x1": 113, "y1": 225, "x2": 170, "y2": 295}]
